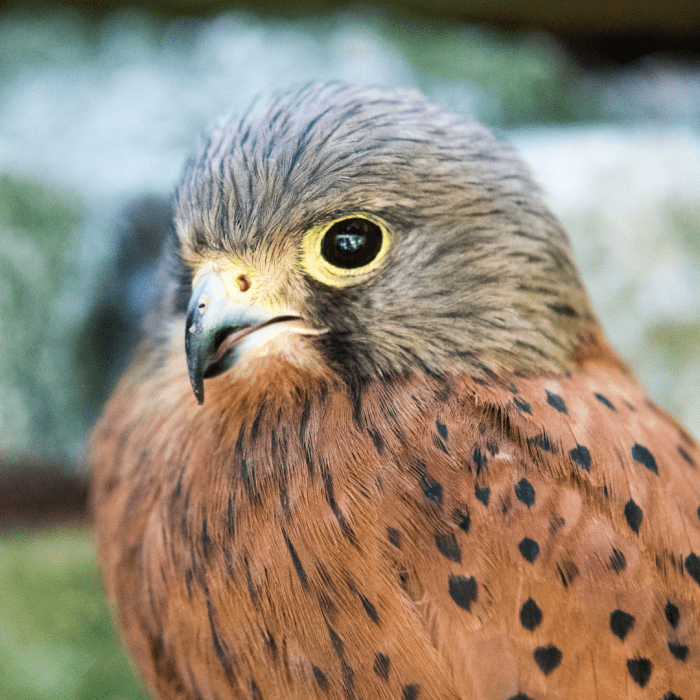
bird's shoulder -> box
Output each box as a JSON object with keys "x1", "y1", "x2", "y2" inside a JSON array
[{"x1": 370, "y1": 361, "x2": 700, "y2": 698}]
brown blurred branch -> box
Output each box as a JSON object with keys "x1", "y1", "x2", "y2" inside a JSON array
[{"x1": 0, "y1": 459, "x2": 89, "y2": 529}]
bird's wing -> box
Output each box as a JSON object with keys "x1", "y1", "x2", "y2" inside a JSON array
[{"x1": 377, "y1": 361, "x2": 700, "y2": 699}]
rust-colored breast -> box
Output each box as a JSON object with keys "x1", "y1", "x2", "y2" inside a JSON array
[{"x1": 91, "y1": 347, "x2": 700, "y2": 700}]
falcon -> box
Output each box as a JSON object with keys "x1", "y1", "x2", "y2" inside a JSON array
[{"x1": 91, "y1": 82, "x2": 700, "y2": 700}]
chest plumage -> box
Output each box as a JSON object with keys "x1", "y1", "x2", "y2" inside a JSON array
[{"x1": 91, "y1": 83, "x2": 700, "y2": 700}]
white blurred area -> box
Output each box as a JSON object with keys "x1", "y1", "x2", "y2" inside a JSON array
[
  {"x1": 515, "y1": 128, "x2": 700, "y2": 436},
  {"x1": 0, "y1": 6, "x2": 698, "y2": 459}
]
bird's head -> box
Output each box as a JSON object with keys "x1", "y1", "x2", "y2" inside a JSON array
[{"x1": 156, "y1": 82, "x2": 597, "y2": 404}]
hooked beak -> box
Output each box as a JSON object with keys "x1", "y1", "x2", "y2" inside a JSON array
[{"x1": 185, "y1": 273, "x2": 313, "y2": 404}]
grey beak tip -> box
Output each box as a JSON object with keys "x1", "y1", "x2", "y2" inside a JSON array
[{"x1": 185, "y1": 317, "x2": 205, "y2": 404}]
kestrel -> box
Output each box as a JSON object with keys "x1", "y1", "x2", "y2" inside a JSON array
[{"x1": 90, "y1": 82, "x2": 700, "y2": 700}]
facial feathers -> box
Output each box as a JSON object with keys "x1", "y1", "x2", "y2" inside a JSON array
[{"x1": 169, "y1": 82, "x2": 595, "y2": 382}]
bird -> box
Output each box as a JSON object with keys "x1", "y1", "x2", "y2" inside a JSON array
[{"x1": 90, "y1": 82, "x2": 700, "y2": 700}]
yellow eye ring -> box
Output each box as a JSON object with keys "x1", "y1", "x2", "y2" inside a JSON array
[{"x1": 300, "y1": 213, "x2": 393, "y2": 287}]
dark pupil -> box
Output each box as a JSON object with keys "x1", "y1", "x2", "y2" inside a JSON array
[{"x1": 321, "y1": 218, "x2": 383, "y2": 269}]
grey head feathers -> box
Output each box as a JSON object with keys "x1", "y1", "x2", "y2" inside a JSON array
[{"x1": 161, "y1": 81, "x2": 597, "y2": 381}]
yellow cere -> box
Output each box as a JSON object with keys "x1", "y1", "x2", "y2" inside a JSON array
[{"x1": 191, "y1": 257, "x2": 289, "y2": 311}]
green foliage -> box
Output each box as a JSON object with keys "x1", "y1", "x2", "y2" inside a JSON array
[
  {"x1": 0, "y1": 174, "x2": 86, "y2": 460},
  {"x1": 379, "y1": 20, "x2": 601, "y2": 125},
  {"x1": 0, "y1": 527, "x2": 145, "y2": 700},
  {"x1": 666, "y1": 198, "x2": 700, "y2": 266}
]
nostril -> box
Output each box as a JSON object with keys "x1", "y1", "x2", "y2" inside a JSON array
[{"x1": 236, "y1": 274, "x2": 251, "y2": 293}]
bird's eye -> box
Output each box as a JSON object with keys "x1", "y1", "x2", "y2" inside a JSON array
[
  {"x1": 321, "y1": 218, "x2": 383, "y2": 269},
  {"x1": 300, "y1": 213, "x2": 392, "y2": 287}
]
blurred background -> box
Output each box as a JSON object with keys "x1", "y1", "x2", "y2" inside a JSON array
[{"x1": 0, "y1": 0, "x2": 699, "y2": 697}]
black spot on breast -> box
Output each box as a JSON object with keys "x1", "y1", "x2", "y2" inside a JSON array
[
  {"x1": 515, "y1": 478, "x2": 535, "y2": 507},
  {"x1": 665, "y1": 601, "x2": 680, "y2": 628},
  {"x1": 283, "y1": 532, "x2": 309, "y2": 590},
  {"x1": 500, "y1": 494, "x2": 512, "y2": 516},
  {"x1": 528, "y1": 432, "x2": 554, "y2": 452},
  {"x1": 368, "y1": 428, "x2": 384, "y2": 455},
  {"x1": 556, "y1": 560, "x2": 579, "y2": 587},
  {"x1": 609, "y1": 548, "x2": 627, "y2": 573},
  {"x1": 668, "y1": 643, "x2": 689, "y2": 661},
  {"x1": 678, "y1": 445, "x2": 696, "y2": 468},
  {"x1": 299, "y1": 400, "x2": 315, "y2": 475},
  {"x1": 422, "y1": 477, "x2": 443, "y2": 504},
  {"x1": 173, "y1": 471, "x2": 183, "y2": 499},
  {"x1": 251, "y1": 404, "x2": 264, "y2": 442},
  {"x1": 433, "y1": 377, "x2": 453, "y2": 402},
  {"x1": 433, "y1": 434, "x2": 449, "y2": 454},
  {"x1": 435, "y1": 532, "x2": 462, "y2": 563},
  {"x1": 546, "y1": 391, "x2": 567, "y2": 414},
  {"x1": 610, "y1": 610, "x2": 635, "y2": 640},
  {"x1": 475, "y1": 485, "x2": 490, "y2": 506},
  {"x1": 518, "y1": 538, "x2": 540, "y2": 563},
  {"x1": 548, "y1": 516, "x2": 565, "y2": 534},
  {"x1": 534, "y1": 645, "x2": 562, "y2": 675},
  {"x1": 227, "y1": 496, "x2": 235, "y2": 538},
  {"x1": 661, "y1": 694, "x2": 683, "y2": 700},
  {"x1": 570, "y1": 444, "x2": 591, "y2": 472},
  {"x1": 262, "y1": 628, "x2": 277, "y2": 661},
  {"x1": 624, "y1": 499, "x2": 643, "y2": 533},
  {"x1": 185, "y1": 567, "x2": 193, "y2": 598},
  {"x1": 473, "y1": 447, "x2": 487, "y2": 475},
  {"x1": 520, "y1": 598, "x2": 542, "y2": 630},
  {"x1": 594, "y1": 393, "x2": 616, "y2": 410},
  {"x1": 201, "y1": 517, "x2": 212, "y2": 558},
  {"x1": 506, "y1": 695, "x2": 535, "y2": 700},
  {"x1": 373, "y1": 653, "x2": 390, "y2": 681},
  {"x1": 513, "y1": 397, "x2": 531, "y2": 414},
  {"x1": 356, "y1": 591, "x2": 379, "y2": 625},
  {"x1": 627, "y1": 657, "x2": 652, "y2": 686},
  {"x1": 448, "y1": 575, "x2": 477, "y2": 611},
  {"x1": 312, "y1": 665, "x2": 329, "y2": 691},
  {"x1": 436, "y1": 419, "x2": 448, "y2": 439},
  {"x1": 207, "y1": 600, "x2": 234, "y2": 677},
  {"x1": 328, "y1": 627, "x2": 355, "y2": 697},
  {"x1": 684, "y1": 553, "x2": 700, "y2": 587},
  {"x1": 402, "y1": 684, "x2": 420, "y2": 700},
  {"x1": 250, "y1": 679, "x2": 262, "y2": 700},
  {"x1": 240, "y1": 457, "x2": 257, "y2": 500},
  {"x1": 329, "y1": 626, "x2": 344, "y2": 655},
  {"x1": 387, "y1": 527, "x2": 401, "y2": 548},
  {"x1": 453, "y1": 504, "x2": 470, "y2": 533},
  {"x1": 317, "y1": 589, "x2": 337, "y2": 618},
  {"x1": 632, "y1": 443, "x2": 658, "y2": 474},
  {"x1": 278, "y1": 480, "x2": 290, "y2": 518},
  {"x1": 348, "y1": 381, "x2": 364, "y2": 429},
  {"x1": 323, "y1": 471, "x2": 358, "y2": 548}
]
